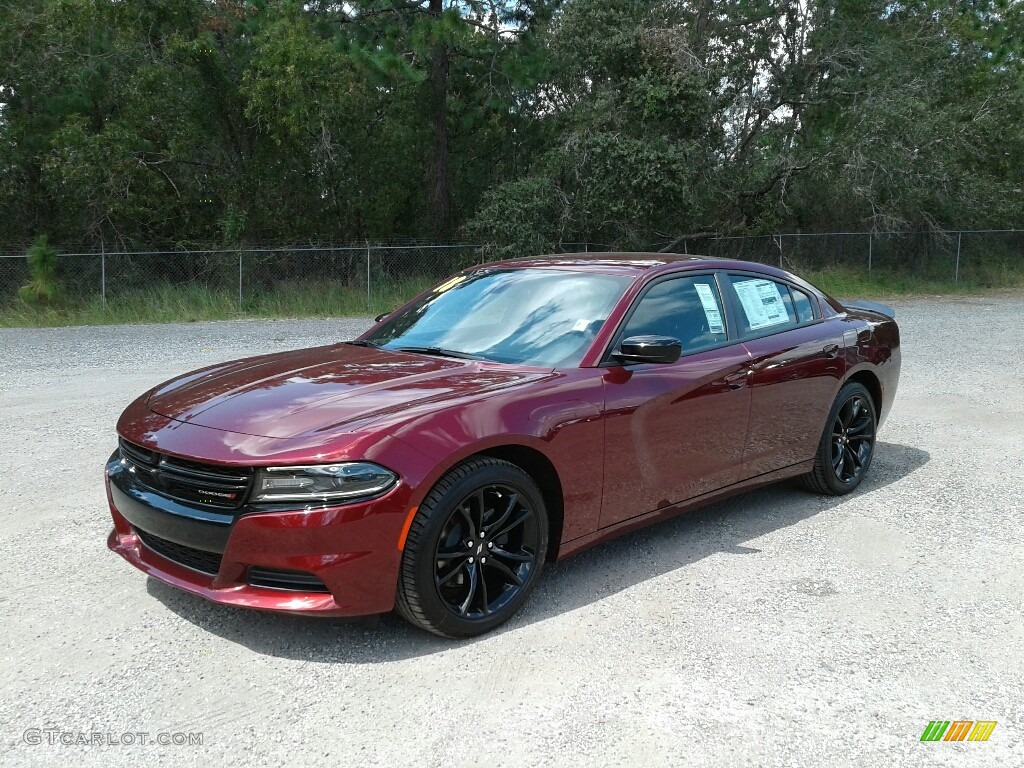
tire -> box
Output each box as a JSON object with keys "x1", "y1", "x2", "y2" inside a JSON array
[
  {"x1": 395, "y1": 457, "x2": 549, "y2": 638},
  {"x1": 801, "y1": 381, "x2": 877, "y2": 496}
]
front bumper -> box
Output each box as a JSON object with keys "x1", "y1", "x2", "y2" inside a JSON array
[{"x1": 105, "y1": 454, "x2": 412, "y2": 617}]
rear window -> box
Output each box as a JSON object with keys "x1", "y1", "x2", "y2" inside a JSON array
[{"x1": 726, "y1": 275, "x2": 816, "y2": 336}]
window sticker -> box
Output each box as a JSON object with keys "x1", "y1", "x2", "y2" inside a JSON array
[
  {"x1": 432, "y1": 275, "x2": 467, "y2": 294},
  {"x1": 693, "y1": 283, "x2": 725, "y2": 334},
  {"x1": 733, "y1": 279, "x2": 789, "y2": 330}
]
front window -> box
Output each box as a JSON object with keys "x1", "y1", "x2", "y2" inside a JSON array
[
  {"x1": 365, "y1": 268, "x2": 632, "y2": 367},
  {"x1": 618, "y1": 275, "x2": 728, "y2": 355}
]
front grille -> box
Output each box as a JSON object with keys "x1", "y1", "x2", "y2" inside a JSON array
[
  {"x1": 119, "y1": 438, "x2": 253, "y2": 509},
  {"x1": 134, "y1": 527, "x2": 223, "y2": 575},
  {"x1": 248, "y1": 567, "x2": 331, "y2": 593}
]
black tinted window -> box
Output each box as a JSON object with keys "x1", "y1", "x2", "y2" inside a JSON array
[{"x1": 620, "y1": 276, "x2": 727, "y2": 354}]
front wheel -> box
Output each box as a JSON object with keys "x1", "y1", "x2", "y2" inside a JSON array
[
  {"x1": 395, "y1": 458, "x2": 548, "y2": 638},
  {"x1": 801, "y1": 381, "x2": 877, "y2": 495}
]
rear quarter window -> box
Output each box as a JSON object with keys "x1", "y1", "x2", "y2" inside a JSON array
[{"x1": 788, "y1": 287, "x2": 816, "y2": 323}]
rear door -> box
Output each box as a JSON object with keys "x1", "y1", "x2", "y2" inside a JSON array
[
  {"x1": 721, "y1": 273, "x2": 846, "y2": 477},
  {"x1": 599, "y1": 273, "x2": 753, "y2": 528}
]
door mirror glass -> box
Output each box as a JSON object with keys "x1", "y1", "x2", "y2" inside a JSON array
[{"x1": 614, "y1": 335, "x2": 682, "y2": 365}]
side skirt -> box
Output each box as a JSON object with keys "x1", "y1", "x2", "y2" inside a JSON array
[{"x1": 554, "y1": 460, "x2": 814, "y2": 561}]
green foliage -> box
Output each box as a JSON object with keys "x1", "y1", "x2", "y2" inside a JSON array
[
  {"x1": 3, "y1": 264, "x2": 1021, "y2": 328},
  {"x1": 18, "y1": 279, "x2": 60, "y2": 305},
  {"x1": 466, "y1": 177, "x2": 565, "y2": 259},
  {"x1": 219, "y1": 205, "x2": 249, "y2": 245},
  {"x1": 470, "y1": 0, "x2": 805, "y2": 246},
  {"x1": 792, "y1": 0, "x2": 1024, "y2": 232},
  {"x1": 0, "y1": 0, "x2": 1021, "y2": 259},
  {"x1": 18, "y1": 235, "x2": 61, "y2": 305},
  {"x1": 0, "y1": 276, "x2": 439, "y2": 327},
  {"x1": 472, "y1": 0, "x2": 1024, "y2": 248},
  {"x1": 803, "y1": 263, "x2": 1024, "y2": 297}
]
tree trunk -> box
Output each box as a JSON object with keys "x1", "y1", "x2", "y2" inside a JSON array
[{"x1": 427, "y1": 0, "x2": 453, "y2": 237}]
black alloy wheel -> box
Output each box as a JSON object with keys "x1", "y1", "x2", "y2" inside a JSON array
[
  {"x1": 802, "y1": 381, "x2": 877, "y2": 496},
  {"x1": 433, "y1": 483, "x2": 539, "y2": 619},
  {"x1": 396, "y1": 458, "x2": 548, "y2": 637},
  {"x1": 830, "y1": 393, "x2": 875, "y2": 483}
]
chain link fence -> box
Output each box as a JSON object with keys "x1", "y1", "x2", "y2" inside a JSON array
[
  {"x1": 0, "y1": 243, "x2": 484, "y2": 318},
  {"x1": 1, "y1": 231, "x2": 1021, "y2": 319},
  {"x1": 663, "y1": 230, "x2": 1024, "y2": 284}
]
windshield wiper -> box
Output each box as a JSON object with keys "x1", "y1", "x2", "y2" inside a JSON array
[
  {"x1": 392, "y1": 346, "x2": 491, "y2": 362},
  {"x1": 343, "y1": 340, "x2": 380, "y2": 348}
]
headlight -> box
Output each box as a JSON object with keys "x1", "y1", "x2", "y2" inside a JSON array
[{"x1": 253, "y1": 462, "x2": 397, "y2": 503}]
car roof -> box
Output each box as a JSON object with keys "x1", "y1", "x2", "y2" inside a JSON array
[{"x1": 481, "y1": 252, "x2": 788, "y2": 279}]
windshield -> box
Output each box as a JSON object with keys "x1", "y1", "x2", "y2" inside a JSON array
[{"x1": 365, "y1": 269, "x2": 632, "y2": 367}]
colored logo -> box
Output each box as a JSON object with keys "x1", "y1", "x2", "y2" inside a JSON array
[{"x1": 920, "y1": 721, "x2": 997, "y2": 742}]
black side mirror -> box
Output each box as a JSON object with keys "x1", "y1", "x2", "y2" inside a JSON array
[
  {"x1": 613, "y1": 335, "x2": 682, "y2": 365},
  {"x1": 374, "y1": 311, "x2": 391, "y2": 323}
]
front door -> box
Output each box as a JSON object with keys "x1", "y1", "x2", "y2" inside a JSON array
[{"x1": 600, "y1": 274, "x2": 753, "y2": 528}]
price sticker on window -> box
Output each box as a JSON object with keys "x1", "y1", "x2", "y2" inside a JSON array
[
  {"x1": 694, "y1": 283, "x2": 725, "y2": 334},
  {"x1": 733, "y1": 279, "x2": 788, "y2": 330}
]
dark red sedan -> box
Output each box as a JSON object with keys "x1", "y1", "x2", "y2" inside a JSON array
[{"x1": 107, "y1": 254, "x2": 900, "y2": 637}]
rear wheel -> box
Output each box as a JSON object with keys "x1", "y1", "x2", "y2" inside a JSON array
[
  {"x1": 801, "y1": 381, "x2": 877, "y2": 495},
  {"x1": 395, "y1": 458, "x2": 548, "y2": 638}
]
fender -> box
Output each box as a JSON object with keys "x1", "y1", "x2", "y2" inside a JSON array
[{"x1": 383, "y1": 387, "x2": 606, "y2": 543}]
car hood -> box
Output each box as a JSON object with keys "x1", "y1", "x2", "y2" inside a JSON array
[{"x1": 147, "y1": 344, "x2": 550, "y2": 439}]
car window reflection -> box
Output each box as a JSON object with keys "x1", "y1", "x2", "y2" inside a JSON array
[
  {"x1": 367, "y1": 269, "x2": 632, "y2": 367},
  {"x1": 622, "y1": 277, "x2": 728, "y2": 354}
]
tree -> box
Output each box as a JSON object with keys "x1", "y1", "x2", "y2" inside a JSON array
[
  {"x1": 469, "y1": 0, "x2": 1024, "y2": 254},
  {"x1": 1, "y1": 0, "x2": 1020, "y2": 255},
  {"x1": 0, "y1": 0, "x2": 234, "y2": 247},
  {"x1": 323, "y1": 0, "x2": 555, "y2": 237},
  {"x1": 469, "y1": 0, "x2": 839, "y2": 251},
  {"x1": 791, "y1": 0, "x2": 1024, "y2": 232},
  {"x1": 18, "y1": 234, "x2": 60, "y2": 304}
]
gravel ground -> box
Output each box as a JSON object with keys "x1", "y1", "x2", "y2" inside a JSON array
[{"x1": 1, "y1": 298, "x2": 1022, "y2": 768}]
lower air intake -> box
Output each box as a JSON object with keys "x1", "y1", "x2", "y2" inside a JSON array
[
  {"x1": 134, "y1": 527, "x2": 223, "y2": 576},
  {"x1": 247, "y1": 567, "x2": 331, "y2": 593}
]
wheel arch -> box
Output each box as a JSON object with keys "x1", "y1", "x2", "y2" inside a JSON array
[
  {"x1": 845, "y1": 368, "x2": 882, "y2": 417},
  {"x1": 392, "y1": 427, "x2": 572, "y2": 564},
  {"x1": 474, "y1": 445, "x2": 565, "y2": 563}
]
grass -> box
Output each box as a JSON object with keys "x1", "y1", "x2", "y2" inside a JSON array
[
  {"x1": 0, "y1": 277, "x2": 437, "y2": 328},
  {"x1": 803, "y1": 264, "x2": 1024, "y2": 299},
  {"x1": 1, "y1": 267, "x2": 1022, "y2": 328}
]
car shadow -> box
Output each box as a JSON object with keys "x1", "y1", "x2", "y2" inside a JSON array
[{"x1": 149, "y1": 440, "x2": 929, "y2": 661}]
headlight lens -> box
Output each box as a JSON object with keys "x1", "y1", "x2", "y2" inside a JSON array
[{"x1": 253, "y1": 462, "x2": 397, "y2": 503}]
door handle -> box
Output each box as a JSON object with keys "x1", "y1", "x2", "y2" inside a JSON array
[
  {"x1": 823, "y1": 343, "x2": 840, "y2": 358},
  {"x1": 724, "y1": 370, "x2": 750, "y2": 390}
]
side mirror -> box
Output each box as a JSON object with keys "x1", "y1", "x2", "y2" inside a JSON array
[
  {"x1": 374, "y1": 311, "x2": 391, "y2": 323},
  {"x1": 613, "y1": 335, "x2": 682, "y2": 365}
]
